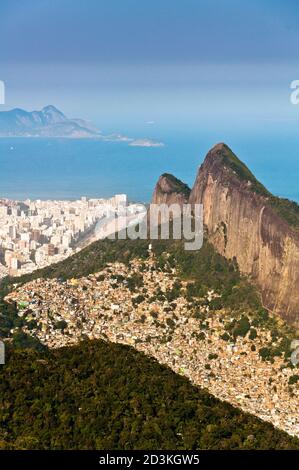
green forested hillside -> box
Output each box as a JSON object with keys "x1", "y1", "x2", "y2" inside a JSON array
[{"x1": 0, "y1": 340, "x2": 298, "y2": 450}]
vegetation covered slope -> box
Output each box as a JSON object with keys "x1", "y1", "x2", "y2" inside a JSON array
[
  {"x1": 1, "y1": 237, "x2": 296, "y2": 358},
  {"x1": 0, "y1": 237, "x2": 261, "y2": 343},
  {"x1": 0, "y1": 340, "x2": 298, "y2": 450}
]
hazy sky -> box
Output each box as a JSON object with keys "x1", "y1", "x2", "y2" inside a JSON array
[
  {"x1": 1, "y1": 0, "x2": 299, "y2": 132},
  {"x1": 1, "y1": 0, "x2": 299, "y2": 64}
]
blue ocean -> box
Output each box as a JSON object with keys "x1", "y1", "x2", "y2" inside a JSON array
[{"x1": 0, "y1": 131, "x2": 298, "y2": 203}]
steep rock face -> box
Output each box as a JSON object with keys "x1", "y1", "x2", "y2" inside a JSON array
[
  {"x1": 189, "y1": 143, "x2": 299, "y2": 325},
  {"x1": 152, "y1": 173, "x2": 191, "y2": 207}
]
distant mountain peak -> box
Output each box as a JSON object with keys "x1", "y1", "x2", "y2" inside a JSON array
[
  {"x1": 42, "y1": 104, "x2": 62, "y2": 113},
  {"x1": 41, "y1": 105, "x2": 66, "y2": 119},
  {"x1": 40, "y1": 105, "x2": 67, "y2": 124}
]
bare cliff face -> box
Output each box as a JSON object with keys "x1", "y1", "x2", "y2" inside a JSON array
[
  {"x1": 189, "y1": 143, "x2": 299, "y2": 325},
  {"x1": 152, "y1": 173, "x2": 191, "y2": 207}
]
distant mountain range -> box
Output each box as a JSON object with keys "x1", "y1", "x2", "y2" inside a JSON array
[
  {"x1": 0, "y1": 106, "x2": 165, "y2": 146},
  {"x1": 0, "y1": 105, "x2": 101, "y2": 138}
]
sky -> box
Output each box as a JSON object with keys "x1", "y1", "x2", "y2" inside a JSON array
[{"x1": 1, "y1": 0, "x2": 299, "y2": 133}]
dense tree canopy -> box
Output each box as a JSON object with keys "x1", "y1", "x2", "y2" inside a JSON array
[{"x1": 0, "y1": 340, "x2": 298, "y2": 450}]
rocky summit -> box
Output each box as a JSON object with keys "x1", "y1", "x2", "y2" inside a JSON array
[
  {"x1": 153, "y1": 143, "x2": 299, "y2": 326},
  {"x1": 151, "y1": 173, "x2": 191, "y2": 207}
]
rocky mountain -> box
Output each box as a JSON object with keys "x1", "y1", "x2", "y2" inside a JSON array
[
  {"x1": 0, "y1": 105, "x2": 100, "y2": 138},
  {"x1": 151, "y1": 173, "x2": 191, "y2": 207},
  {"x1": 189, "y1": 143, "x2": 299, "y2": 325},
  {"x1": 152, "y1": 143, "x2": 299, "y2": 325}
]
